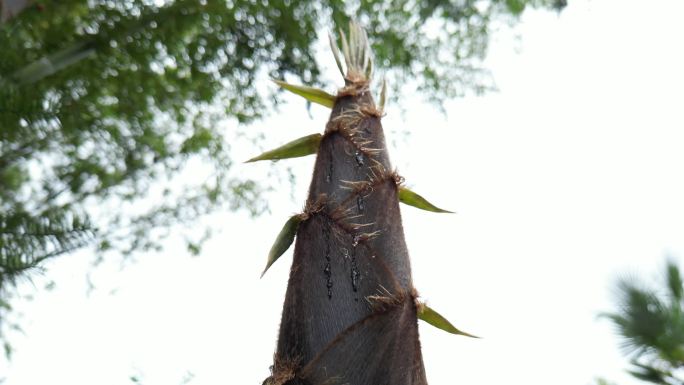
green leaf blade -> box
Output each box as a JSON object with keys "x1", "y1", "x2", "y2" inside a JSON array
[
  {"x1": 418, "y1": 303, "x2": 479, "y2": 338},
  {"x1": 261, "y1": 215, "x2": 303, "y2": 278},
  {"x1": 398, "y1": 187, "x2": 453, "y2": 213},
  {"x1": 245, "y1": 133, "x2": 322, "y2": 163},
  {"x1": 272, "y1": 80, "x2": 336, "y2": 108}
]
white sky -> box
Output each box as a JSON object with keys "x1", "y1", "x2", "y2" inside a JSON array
[{"x1": 3, "y1": 0, "x2": 684, "y2": 384}]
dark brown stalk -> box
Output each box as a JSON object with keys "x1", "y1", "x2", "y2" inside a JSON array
[{"x1": 263, "y1": 79, "x2": 428, "y2": 385}]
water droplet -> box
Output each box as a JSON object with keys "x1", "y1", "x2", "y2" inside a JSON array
[
  {"x1": 326, "y1": 160, "x2": 333, "y2": 182},
  {"x1": 352, "y1": 235, "x2": 360, "y2": 247},
  {"x1": 326, "y1": 269, "x2": 333, "y2": 299},
  {"x1": 354, "y1": 150, "x2": 364, "y2": 166},
  {"x1": 324, "y1": 225, "x2": 332, "y2": 299},
  {"x1": 350, "y1": 248, "x2": 360, "y2": 292},
  {"x1": 351, "y1": 267, "x2": 360, "y2": 292},
  {"x1": 356, "y1": 195, "x2": 364, "y2": 212}
]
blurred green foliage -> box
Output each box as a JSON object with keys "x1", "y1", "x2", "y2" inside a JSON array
[
  {"x1": 604, "y1": 260, "x2": 684, "y2": 385},
  {"x1": 0, "y1": 0, "x2": 564, "y2": 351}
]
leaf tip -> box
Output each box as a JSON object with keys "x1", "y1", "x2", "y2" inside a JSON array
[
  {"x1": 398, "y1": 186, "x2": 454, "y2": 213},
  {"x1": 417, "y1": 302, "x2": 479, "y2": 338}
]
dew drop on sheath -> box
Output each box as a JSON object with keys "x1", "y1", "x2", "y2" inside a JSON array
[
  {"x1": 350, "y1": 248, "x2": 360, "y2": 292},
  {"x1": 326, "y1": 160, "x2": 333, "y2": 183},
  {"x1": 323, "y1": 225, "x2": 332, "y2": 298},
  {"x1": 352, "y1": 234, "x2": 361, "y2": 247},
  {"x1": 354, "y1": 150, "x2": 364, "y2": 166},
  {"x1": 324, "y1": 262, "x2": 333, "y2": 299}
]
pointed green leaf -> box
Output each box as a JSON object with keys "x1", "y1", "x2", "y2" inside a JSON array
[
  {"x1": 272, "y1": 80, "x2": 335, "y2": 108},
  {"x1": 398, "y1": 187, "x2": 453, "y2": 213},
  {"x1": 418, "y1": 303, "x2": 479, "y2": 338},
  {"x1": 261, "y1": 215, "x2": 303, "y2": 278},
  {"x1": 666, "y1": 260, "x2": 683, "y2": 301},
  {"x1": 245, "y1": 133, "x2": 322, "y2": 163}
]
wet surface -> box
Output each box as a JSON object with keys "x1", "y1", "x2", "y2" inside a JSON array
[
  {"x1": 350, "y1": 245, "x2": 360, "y2": 292},
  {"x1": 325, "y1": 160, "x2": 333, "y2": 183},
  {"x1": 323, "y1": 224, "x2": 332, "y2": 299},
  {"x1": 354, "y1": 150, "x2": 364, "y2": 166}
]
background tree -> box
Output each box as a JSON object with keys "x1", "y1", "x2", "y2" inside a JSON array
[
  {"x1": 0, "y1": 0, "x2": 565, "y2": 349},
  {"x1": 604, "y1": 260, "x2": 684, "y2": 385}
]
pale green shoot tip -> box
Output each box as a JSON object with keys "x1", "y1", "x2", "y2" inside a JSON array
[
  {"x1": 334, "y1": 21, "x2": 373, "y2": 82},
  {"x1": 379, "y1": 78, "x2": 387, "y2": 113},
  {"x1": 328, "y1": 31, "x2": 346, "y2": 77},
  {"x1": 338, "y1": 27, "x2": 352, "y2": 72}
]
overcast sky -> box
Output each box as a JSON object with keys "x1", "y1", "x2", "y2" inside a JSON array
[{"x1": 2, "y1": 0, "x2": 684, "y2": 384}]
